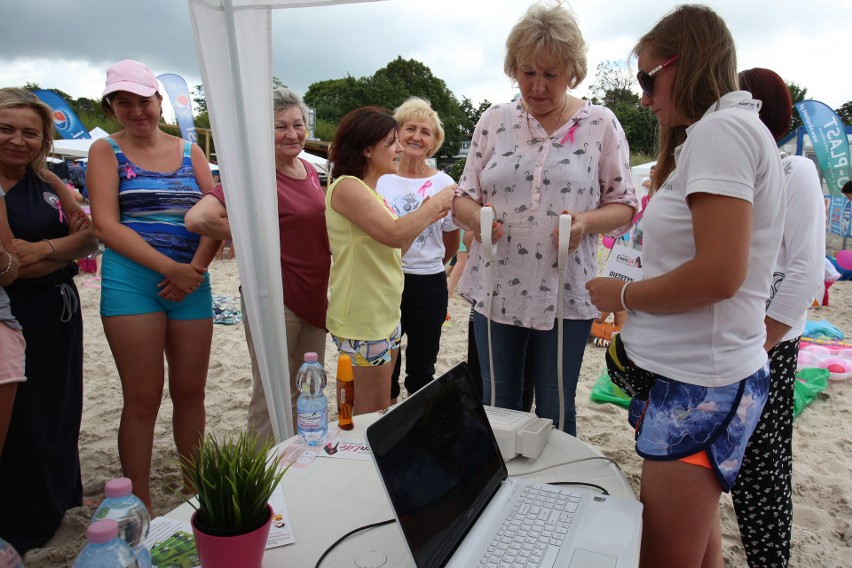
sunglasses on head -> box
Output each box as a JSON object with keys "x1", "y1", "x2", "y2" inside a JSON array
[{"x1": 637, "y1": 55, "x2": 678, "y2": 97}]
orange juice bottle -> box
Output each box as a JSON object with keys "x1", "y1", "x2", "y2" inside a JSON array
[{"x1": 337, "y1": 354, "x2": 354, "y2": 430}]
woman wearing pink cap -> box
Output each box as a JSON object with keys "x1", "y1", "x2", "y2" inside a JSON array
[{"x1": 87, "y1": 59, "x2": 219, "y2": 511}]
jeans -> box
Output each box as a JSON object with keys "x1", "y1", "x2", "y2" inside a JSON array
[
  {"x1": 391, "y1": 272, "x2": 448, "y2": 398},
  {"x1": 473, "y1": 311, "x2": 592, "y2": 436}
]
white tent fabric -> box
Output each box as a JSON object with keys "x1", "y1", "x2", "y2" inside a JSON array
[
  {"x1": 51, "y1": 127, "x2": 110, "y2": 158},
  {"x1": 187, "y1": 0, "x2": 381, "y2": 440}
]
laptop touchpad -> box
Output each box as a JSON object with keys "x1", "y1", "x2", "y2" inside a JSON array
[{"x1": 568, "y1": 549, "x2": 618, "y2": 568}]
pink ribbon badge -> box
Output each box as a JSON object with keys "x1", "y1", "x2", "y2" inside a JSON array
[
  {"x1": 417, "y1": 180, "x2": 432, "y2": 197},
  {"x1": 561, "y1": 120, "x2": 581, "y2": 145},
  {"x1": 125, "y1": 163, "x2": 136, "y2": 179}
]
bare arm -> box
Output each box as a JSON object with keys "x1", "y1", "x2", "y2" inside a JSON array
[
  {"x1": 0, "y1": 199, "x2": 18, "y2": 287},
  {"x1": 587, "y1": 193, "x2": 752, "y2": 314},
  {"x1": 330, "y1": 179, "x2": 453, "y2": 250},
  {"x1": 185, "y1": 194, "x2": 232, "y2": 241},
  {"x1": 451, "y1": 194, "x2": 503, "y2": 243},
  {"x1": 442, "y1": 228, "x2": 461, "y2": 266}
]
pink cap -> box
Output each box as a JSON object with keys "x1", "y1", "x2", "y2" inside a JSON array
[
  {"x1": 304, "y1": 352, "x2": 318, "y2": 362},
  {"x1": 103, "y1": 59, "x2": 159, "y2": 97},
  {"x1": 87, "y1": 519, "x2": 120, "y2": 544},
  {"x1": 104, "y1": 477, "x2": 132, "y2": 498}
]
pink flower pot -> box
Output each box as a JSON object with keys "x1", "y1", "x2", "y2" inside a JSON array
[{"x1": 191, "y1": 504, "x2": 272, "y2": 568}]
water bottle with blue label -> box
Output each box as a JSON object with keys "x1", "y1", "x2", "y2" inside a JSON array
[
  {"x1": 73, "y1": 519, "x2": 138, "y2": 567},
  {"x1": 92, "y1": 478, "x2": 151, "y2": 568},
  {"x1": 296, "y1": 352, "x2": 328, "y2": 446}
]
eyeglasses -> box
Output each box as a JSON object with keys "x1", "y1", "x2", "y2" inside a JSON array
[{"x1": 636, "y1": 56, "x2": 678, "y2": 97}]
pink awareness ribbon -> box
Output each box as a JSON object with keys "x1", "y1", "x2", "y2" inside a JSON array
[{"x1": 417, "y1": 180, "x2": 432, "y2": 197}]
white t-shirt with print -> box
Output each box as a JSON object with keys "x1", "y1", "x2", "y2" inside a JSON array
[
  {"x1": 621, "y1": 92, "x2": 785, "y2": 387},
  {"x1": 377, "y1": 171, "x2": 458, "y2": 275}
]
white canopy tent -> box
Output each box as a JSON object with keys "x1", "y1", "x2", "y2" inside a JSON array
[{"x1": 187, "y1": 0, "x2": 381, "y2": 440}]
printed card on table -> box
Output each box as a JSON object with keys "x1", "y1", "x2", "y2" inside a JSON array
[{"x1": 604, "y1": 243, "x2": 643, "y2": 283}]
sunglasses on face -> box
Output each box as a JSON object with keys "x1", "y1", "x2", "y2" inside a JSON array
[{"x1": 637, "y1": 55, "x2": 678, "y2": 97}]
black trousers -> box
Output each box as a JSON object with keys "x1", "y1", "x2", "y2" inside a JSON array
[
  {"x1": 391, "y1": 272, "x2": 448, "y2": 398},
  {"x1": 731, "y1": 337, "x2": 797, "y2": 567}
]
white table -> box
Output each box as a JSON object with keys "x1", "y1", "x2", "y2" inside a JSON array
[{"x1": 167, "y1": 413, "x2": 637, "y2": 567}]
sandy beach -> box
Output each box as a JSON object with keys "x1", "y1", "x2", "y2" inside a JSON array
[{"x1": 21, "y1": 251, "x2": 852, "y2": 567}]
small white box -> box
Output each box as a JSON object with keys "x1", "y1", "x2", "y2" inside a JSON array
[{"x1": 484, "y1": 406, "x2": 552, "y2": 461}]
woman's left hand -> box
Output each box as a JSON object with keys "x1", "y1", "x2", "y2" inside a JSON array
[
  {"x1": 586, "y1": 276, "x2": 626, "y2": 313},
  {"x1": 12, "y1": 238, "x2": 52, "y2": 267}
]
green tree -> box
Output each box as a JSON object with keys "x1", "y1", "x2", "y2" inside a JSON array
[
  {"x1": 588, "y1": 60, "x2": 657, "y2": 156},
  {"x1": 787, "y1": 82, "x2": 808, "y2": 137},
  {"x1": 193, "y1": 84, "x2": 208, "y2": 115},
  {"x1": 459, "y1": 96, "x2": 492, "y2": 137},
  {"x1": 835, "y1": 101, "x2": 852, "y2": 126}
]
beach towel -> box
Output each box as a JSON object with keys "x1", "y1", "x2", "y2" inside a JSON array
[{"x1": 212, "y1": 295, "x2": 242, "y2": 325}]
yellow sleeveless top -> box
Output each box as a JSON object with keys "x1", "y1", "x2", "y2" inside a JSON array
[{"x1": 325, "y1": 175, "x2": 403, "y2": 340}]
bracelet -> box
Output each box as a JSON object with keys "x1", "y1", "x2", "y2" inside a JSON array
[
  {"x1": 0, "y1": 252, "x2": 12, "y2": 277},
  {"x1": 620, "y1": 281, "x2": 634, "y2": 313},
  {"x1": 42, "y1": 238, "x2": 56, "y2": 257}
]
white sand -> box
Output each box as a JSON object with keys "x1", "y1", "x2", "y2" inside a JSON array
[{"x1": 22, "y1": 254, "x2": 852, "y2": 566}]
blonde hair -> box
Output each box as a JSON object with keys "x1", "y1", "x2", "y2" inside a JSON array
[
  {"x1": 393, "y1": 97, "x2": 445, "y2": 157},
  {"x1": 504, "y1": 1, "x2": 587, "y2": 89},
  {"x1": 0, "y1": 87, "x2": 55, "y2": 180},
  {"x1": 633, "y1": 4, "x2": 737, "y2": 185}
]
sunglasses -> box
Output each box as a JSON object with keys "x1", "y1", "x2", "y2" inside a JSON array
[{"x1": 637, "y1": 56, "x2": 679, "y2": 97}]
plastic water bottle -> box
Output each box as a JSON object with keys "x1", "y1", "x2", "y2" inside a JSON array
[
  {"x1": 0, "y1": 536, "x2": 24, "y2": 568},
  {"x1": 92, "y1": 478, "x2": 151, "y2": 568},
  {"x1": 73, "y1": 519, "x2": 138, "y2": 567},
  {"x1": 296, "y1": 352, "x2": 328, "y2": 446}
]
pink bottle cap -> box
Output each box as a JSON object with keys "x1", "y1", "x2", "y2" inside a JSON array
[
  {"x1": 87, "y1": 519, "x2": 119, "y2": 543},
  {"x1": 104, "y1": 477, "x2": 132, "y2": 498},
  {"x1": 304, "y1": 352, "x2": 318, "y2": 362}
]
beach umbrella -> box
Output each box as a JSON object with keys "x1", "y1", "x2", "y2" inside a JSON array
[{"x1": 187, "y1": 0, "x2": 384, "y2": 441}]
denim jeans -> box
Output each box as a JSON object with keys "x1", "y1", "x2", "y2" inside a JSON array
[{"x1": 473, "y1": 311, "x2": 592, "y2": 436}]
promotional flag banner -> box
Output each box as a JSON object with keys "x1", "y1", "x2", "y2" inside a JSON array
[
  {"x1": 795, "y1": 100, "x2": 851, "y2": 196},
  {"x1": 158, "y1": 73, "x2": 198, "y2": 144},
  {"x1": 33, "y1": 89, "x2": 91, "y2": 140}
]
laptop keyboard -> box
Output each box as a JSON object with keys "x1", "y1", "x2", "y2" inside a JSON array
[{"x1": 479, "y1": 485, "x2": 581, "y2": 568}]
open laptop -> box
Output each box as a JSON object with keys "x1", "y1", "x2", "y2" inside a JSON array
[{"x1": 365, "y1": 362, "x2": 642, "y2": 568}]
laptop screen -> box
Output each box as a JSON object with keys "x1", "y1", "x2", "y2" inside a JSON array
[{"x1": 366, "y1": 363, "x2": 508, "y2": 568}]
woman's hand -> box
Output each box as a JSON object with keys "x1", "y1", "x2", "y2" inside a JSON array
[
  {"x1": 66, "y1": 210, "x2": 91, "y2": 234},
  {"x1": 550, "y1": 209, "x2": 585, "y2": 255},
  {"x1": 423, "y1": 184, "x2": 455, "y2": 222},
  {"x1": 12, "y1": 239, "x2": 53, "y2": 267},
  {"x1": 159, "y1": 261, "x2": 206, "y2": 298},
  {"x1": 586, "y1": 276, "x2": 627, "y2": 313},
  {"x1": 472, "y1": 203, "x2": 504, "y2": 244}
]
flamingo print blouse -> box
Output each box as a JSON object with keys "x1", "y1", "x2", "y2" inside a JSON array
[{"x1": 454, "y1": 100, "x2": 637, "y2": 329}]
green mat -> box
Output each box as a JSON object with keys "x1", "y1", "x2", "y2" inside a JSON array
[{"x1": 590, "y1": 367, "x2": 830, "y2": 419}]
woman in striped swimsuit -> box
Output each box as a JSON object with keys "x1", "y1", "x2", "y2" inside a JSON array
[{"x1": 87, "y1": 60, "x2": 219, "y2": 511}]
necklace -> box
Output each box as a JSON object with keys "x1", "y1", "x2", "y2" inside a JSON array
[{"x1": 524, "y1": 96, "x2": 568, "y2": 145}]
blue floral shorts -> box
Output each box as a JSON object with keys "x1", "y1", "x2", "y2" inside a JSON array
[
  {"x1": 331, "y1": 323, "x2": 402, "y2": 367},
  {"x1": 628, "y1": 363, "x2": 770, "y2": 492}
]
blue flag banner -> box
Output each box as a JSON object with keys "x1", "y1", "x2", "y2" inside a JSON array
[
  {"x1": 794, "y1": 100, "x2": 850, "y2": 196},
  {"x1": 827, "y1": 195, "x2": 852, "y2": 238},
  {"x1": 32, "y1": 89, "x2": 90, "y2": 140},
  {"x1": 158, "y1": 73, "x2": 197, "y2": 144}
]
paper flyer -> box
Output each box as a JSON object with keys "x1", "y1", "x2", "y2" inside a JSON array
[{"x1": 603, "y1": 243, "x2": 643, "y2": 283}]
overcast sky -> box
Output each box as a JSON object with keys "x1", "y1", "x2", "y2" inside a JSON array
[{"x1": 1, "y1": 0, "x2": 849, "y2": 117}]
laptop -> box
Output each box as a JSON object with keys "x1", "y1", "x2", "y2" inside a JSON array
[{"x1": 365, "y1": 362, "x2": 642, "y2": 568}]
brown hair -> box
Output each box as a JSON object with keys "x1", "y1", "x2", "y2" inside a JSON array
[
  {"x1": 504, "y1": 1, "x2": 587, "y2": 89},
  {"x1": 0, "y1": 87, "x2": 55, "y2": 180},
  {"x1": 633, "y1": 4, "x2": 738, "y2": 187},
  {"x1": 329, "y1": 106, "x2": 397, "y2": 180},
  {"x1": 738, "y1": 68, "x2": 792, "y2": 142}
]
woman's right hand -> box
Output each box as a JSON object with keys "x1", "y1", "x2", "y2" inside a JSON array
[
  {"x1": 423, "y1": 184, "x2": 455, "y2": 222},
  {"x1": 473, "y1": 203, "x2": 503, "y2": 244},
  {"x1": 159, "y1": 261, "x2": 206, "y2": 298}
]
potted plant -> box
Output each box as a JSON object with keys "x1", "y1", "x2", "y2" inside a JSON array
[{"x1": 180, "y1": 431, "x2": 287, "y2": 568}]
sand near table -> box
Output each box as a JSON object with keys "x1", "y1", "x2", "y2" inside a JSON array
[{"x1": 21, "y1": 252, "x2": 852, "y2": 567}]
